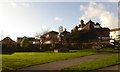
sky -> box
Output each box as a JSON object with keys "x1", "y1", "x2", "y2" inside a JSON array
[{"x1": 0, "y1": 0, "x2": 119, "y2": 40}]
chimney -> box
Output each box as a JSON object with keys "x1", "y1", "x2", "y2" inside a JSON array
[
  {"x1": 96, "y1": 22, "x2": 100, "y2": 25},
  {"x1": 64, "y1": 28, "x2": 67, "y2": 31},
  {"x1": 81, "y1": 20, "x2": 84, "y2": 25},
  {"x1": 80, "y1": 19, "x2": 84, "y2": 28}
]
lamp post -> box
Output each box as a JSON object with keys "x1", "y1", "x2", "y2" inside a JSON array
[{"x1": 58, "y1": 26, "x2": 63, "y2": 47}]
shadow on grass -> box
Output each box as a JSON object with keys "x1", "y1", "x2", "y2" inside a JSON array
[{"x1": 1, "y1": 52, "x2": 15, "y2": 55}]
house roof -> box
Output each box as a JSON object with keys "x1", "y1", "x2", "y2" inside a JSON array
[
  {"x1": 42, "y1": 31, "x2": 58, "y2": 36},
  {"x1": 71, "y1": 26, "x2": 79, "y2": 32},
  {"x1": 95, "y1": 22, "x2": 100, "y2": 25},
  {"x1": 79, "y1": 20, "x2": 85, "y2": 28},
  {"x1": 79, "y1": 24, "x2": 85, "y2": 28},
  {"x1": 82, "y1": 20, "x2": 95, "y2": 30},
  {"x1": 72, "y1": 20, "x2": 96, "y2": 31},
  {"x1": 46, "y1": 31, "x2": 59, "y2": 34},
  {"x1": 17, "y1": 36, "x2": 35, "y2": 43},
  {"x1": 40, "y1": 31, "x2": 59, "y2": 38},
  {"x1": 110, "y1": 28, "x2": 120, "y2": 32},
  {"x1": 2, "y1": 37, "x2": 16, "y2": 44},
  {"x1": 17, "y1": 37, "x2": 35, "y2": 40},
  {"x1": 61, "y1": 30, "x2": 70, "y2": 35}
]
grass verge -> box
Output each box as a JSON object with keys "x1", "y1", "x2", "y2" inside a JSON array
[
  {"x1": 62, "y1": 53, "x2": 120, "y2": 72},
  {"x1": 1, "y1": 49, "x2": 97, "y2": 72}
]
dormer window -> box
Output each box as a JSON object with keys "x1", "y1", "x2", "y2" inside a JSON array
[
  {"x1": 94, "y1": 22, "x2": 100, "y2": 28},
  {"x1": 46, "y1": 34, "x2": 49, "y2": 38},
  {"x1": 78, "y1": 28, "x2": 82, "y2": 30},
  {"x1": 94, "y1": 25, "x2": 100, "y2": 28}
]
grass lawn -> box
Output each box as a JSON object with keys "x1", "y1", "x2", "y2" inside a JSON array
[
  {"x1": 1, "y1": 49, "x2": 97, "y2": 71},
  {"x1": 62, "y1": 53, "x2": 120, "y2": 72}
]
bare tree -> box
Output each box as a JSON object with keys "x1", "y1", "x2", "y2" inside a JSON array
[
  {"x1": 34, "y1": 28, "x2": 49, "y2": 50},
  {"x1": 35, "y1": 28, "x2": 49, "y2": 39}
]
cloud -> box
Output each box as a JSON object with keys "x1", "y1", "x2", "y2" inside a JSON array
[
  {"x1": 11, "y1": 2, "x2": 30, "y2": 8},
  {"x1": 23, "y1": 3, "x2": 30, "y2": 7},
  {"x1": 55, "y1": 17, "x2": 62, "y2": 21},
  {"x1": 49, "y1": 28, "x2": 58, "y2": 31},
  {"x1": 79, "y1": 2, "x2": 118, "y2": 29},
  {"x1": 11, "y1": 2, "x2": 17, "y2": 8},
  {"x1": 41, "y1": 25, "x2": 49, "y2": 31},
  {"x1": 108, "y1": 0, "x2": 119, "y2": 2}
]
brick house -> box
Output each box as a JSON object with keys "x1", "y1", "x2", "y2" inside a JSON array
[
  {"x1": 40, "y1": 31, "x2": 59, "y2": 44},
  {"x1": 72, "y1": 20, "x2": 110, "y2": 42}
]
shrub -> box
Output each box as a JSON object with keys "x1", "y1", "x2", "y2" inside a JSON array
[{"x1": 41, "y1": 44, "x2": 52, "y2": 51}]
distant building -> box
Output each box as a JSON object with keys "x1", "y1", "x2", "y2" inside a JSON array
[{"x1": 110, "y1": 28, "x2": 120, "y2": 41}]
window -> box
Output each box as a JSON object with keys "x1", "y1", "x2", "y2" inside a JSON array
[
  {"x1": 46, "y1": 34, "x2": 49, "y2": 38},
  {"x1": 94, "y1": 25, "x2": 100, "y2": 28}
]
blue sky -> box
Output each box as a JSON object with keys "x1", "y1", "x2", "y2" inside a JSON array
[{"x1": 0, "y1": 1, "x2": 119, "y2": 40}]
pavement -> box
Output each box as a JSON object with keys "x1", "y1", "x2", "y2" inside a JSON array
[{"x1": 92, "y1": 64, "x2": 120, "y2": 72}]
